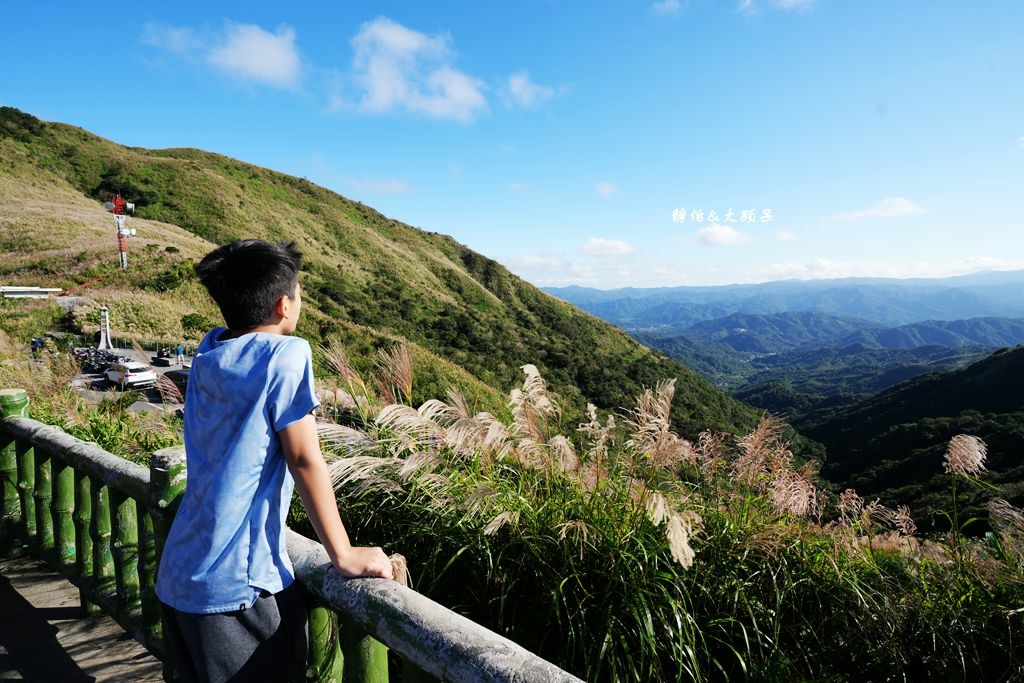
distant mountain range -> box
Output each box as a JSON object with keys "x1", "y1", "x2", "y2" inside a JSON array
[
  {"x1": 633, "y1": 312, "x2": 1024, "y2": 417},
  {"x1": 547, "y1": 272, "x2": 1024, "y2": 329}
]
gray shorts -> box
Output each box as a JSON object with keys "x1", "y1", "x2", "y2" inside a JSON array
[{"x1": 160, "y1": 581, "x2": 308, "y2": 682}]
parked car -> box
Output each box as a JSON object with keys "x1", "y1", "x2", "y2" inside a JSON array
[
  {"x1": 105, "y1": 361, "x2": 157, "y2": 389},
  {"x1": 164, "y1": 368, "x2": 190, "y2": 395}
]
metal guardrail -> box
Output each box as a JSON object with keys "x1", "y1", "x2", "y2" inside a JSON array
[{"x1": 0, "y1": 388, "x2": 582, "y2": 683}]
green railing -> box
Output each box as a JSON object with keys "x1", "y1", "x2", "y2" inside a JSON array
[{"x1": 0, "y1": 388, "x2": 582, "y2": 683}]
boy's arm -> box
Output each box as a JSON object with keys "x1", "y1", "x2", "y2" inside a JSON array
[{"x1": 279, "y1": 413, "x2": 393, "y2": 580}]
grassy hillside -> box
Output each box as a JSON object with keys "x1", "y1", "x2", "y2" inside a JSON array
[
  {"x1": 805, "y1": 346, "x2": 1024, "y2": 524},
  {"x1": 0, "y1": 106, "x2": 762, "y2": 436}
]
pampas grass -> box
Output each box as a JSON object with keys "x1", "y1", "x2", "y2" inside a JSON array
[{"x1": 311, "y1": 361, "x2": 1024, "y2": 681}]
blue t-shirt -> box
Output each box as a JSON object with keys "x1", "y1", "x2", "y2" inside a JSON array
[{"x1": 156, "y1": 328, "x2": 319, "y2": 614}]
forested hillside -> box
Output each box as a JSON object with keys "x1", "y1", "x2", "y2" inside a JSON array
[{"x1": 804, "y1": 346, "x2": 1024, "y2": 524}]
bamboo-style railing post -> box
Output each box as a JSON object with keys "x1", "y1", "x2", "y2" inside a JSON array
[
  {"x1": 149, "y1": 446, "x2": 186, "y2": 566},
  {"x1": 90, "y1": 479, "x2": 115, "y2": 596},
  {"x1": 339, "y1": 620, "x2": 390, "y2": 683},
  {"x1": 0, "y1": 389, "x2": 29, "y2": 550},
  {"x1": 138, "y1": 510, "x2": 161, "y2": 652},
  {"x1": 15, "y1": 435, "x2": 35, "y2": 541},
  {"x1": 151, "y1": 446, "x2": 187, "y2": 681},
  {"x1": 33, "y1": 445, "x2": 54, "y2": 556},
  {"x1": 110, "y1": 490, "x2": 141, "y2": 618},
  {"x1": 74, "y1": 470, "x2": 99, "y2": 614},
  {"x1": 307, "y1": 600, "x2": 344, "y2": 682},
  {"x1": 52, "y1": 457, "x2": 76, "y2": 570}
]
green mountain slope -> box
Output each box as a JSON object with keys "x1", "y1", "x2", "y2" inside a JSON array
[
  {"x1": 804, "y1": 346, "x2": 1024, "y2": 524},
  {"x1": 684, "y1": 311, "x2": 883, "y2": 354},
  {"x1": 0, "y1": 106, "x2": 761, "y2": 437},
  {"x1": 833, "y1": 317, "x2": 1024, "y2": 350}
]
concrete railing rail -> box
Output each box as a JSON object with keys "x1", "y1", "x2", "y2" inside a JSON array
[{"x1": 0, "y1": 388, "x2": 582, "y2": 683}]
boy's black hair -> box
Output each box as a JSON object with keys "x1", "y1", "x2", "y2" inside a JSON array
[{"x1": 195, "y1": 239, "x2": 303, "y2": 331}]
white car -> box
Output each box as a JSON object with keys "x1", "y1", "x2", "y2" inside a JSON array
[{"x1": 105, "y1": 361, "x2": 157, "y2": 389}]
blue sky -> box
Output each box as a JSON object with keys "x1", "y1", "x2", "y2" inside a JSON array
[{"x1": 2, "y1": 1, "x2": 1022, "y2": 288}]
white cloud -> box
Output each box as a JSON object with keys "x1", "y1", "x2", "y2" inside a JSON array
[
  {"x1": 1017, "y1": 135, "x2": 1024, "y2": 149},
  {"x1": 754, "y1": 257, "x2": 1024, "y2": 282},
  {"x1": 651, "y1": 0, "x2": 681, "y2": 16},
  {"x1": 502, "y1": 69, "x2": 555, "y2": 109},
  {"x1": 505, "y1": 254, "x2": 597, "y2": 285},
  {"x1": 208, "y1": 24, "x2": 301, "y2": 88},
  {"x1": 835, "y1": 197, "x2": 926, "y2": 222},
  {"x1": 142, "y1": 22, "x2": 300, "y2": 89},
  {"x1": 697, "y1": 224, "x2": 753, "y2": 246},
  {"x1": 344, "y1": 17, "x2": 487, "y2": 123},
  {"x1": 739, "y1": 0, "x2": 814, "y2": 13},
  {"x1": 579, "y1": 237, "x2": 636, "y2": 258},
  {"x1": 310, "y1": 156, "x2": 409, "y2": 196},
  {"x1": 508, "y1": 182, "x2": 528, "y2": 192},
  {"x1": 338, "y1": 177, "x2": 410, "y2": 195},
  {"x1": 596, "y1": 181, "x2": 617, "y2": 198},
  {"x1": 775, "y1": 229, "x2": 797, "y2": 241},
  {"x1": 141, "y1": 24, "x2": 203, "y2": 57}
]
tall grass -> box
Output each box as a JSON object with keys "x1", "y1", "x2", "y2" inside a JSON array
[
  {"x1": 313, "y1": 344, "x2": 1024, "y2": 681},
  {"x1": 4, "y1": 335, "x2": 1022, "y2": 679}
]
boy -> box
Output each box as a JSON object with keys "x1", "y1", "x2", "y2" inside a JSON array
[{"x1": 156, "y1": 239, "x2": 392, "y2": 682}]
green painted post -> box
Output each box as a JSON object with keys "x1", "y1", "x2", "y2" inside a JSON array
[
  {"x1": 74, "y1": 471, "x2": 99, "y2": 615},
  {"x1": 90, "y1": 480, "x2": 115, "y2": 595},
  {"x1": 306, "y1": 600, "x2": 344, "y2": 682},
  {"x1": 111, "y1": 490, "x2": 141, "y2": 618},
  {"x1": 0, "y1": 389, "x2": 29, "y2": 549},
  {"x1": 150, "y1": 446, "x2": 187, "y2": 681},
  {"x1": 33, "y1": 447, "x2": 54, "y2": 556},
  {"x1": 150, "y1": 446, "x2": 187, "y2": 561},
  {"x1": 52, "y1": 459, "x2": 76, "y2": 569},
  {"x1": 340, "y1": 621, "x2": 390, "y2": 683},
  {"x1": 138, "y1": 510, "x2": 161, "y2": 653},
  {"x1": 15, "y1": 438, "x2": 35, "y2": 540}
]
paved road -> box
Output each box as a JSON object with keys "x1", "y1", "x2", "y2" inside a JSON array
[
  {"x1": 73, "y1": 347, "x2": 191, "y2": 414},
  {"x1": 0, "y1": 549, "x2": 162, "y2": 681}
]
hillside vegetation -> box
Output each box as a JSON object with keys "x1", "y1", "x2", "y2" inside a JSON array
[
  {"x1": 0, "y1": 106, "x2": 761, "y2": 437},
  {"x1": 804, "y1": 346, "x2": 1024, "y2": 524}
]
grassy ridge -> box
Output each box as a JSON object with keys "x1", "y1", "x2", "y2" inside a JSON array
[{"x1": 0, "y1": 106, "x2": 762, "y2": 437}]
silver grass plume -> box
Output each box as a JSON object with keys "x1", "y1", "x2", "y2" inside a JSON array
[
  {"x1": 510, "y1": 364, "x2": 559, "y2": 442},
  {"x1": 374, "y1": 344, "x2": 414, "y2": 404},
  {"x1": 988, "y1": 498, "x2": 1024, "y2": 563},
  {"x1": 894, "y1": 505, "x2": 917, "y2": 537},
  {"x1": 943, "y1": 434, "x2": 988, "y2": 477},
  {"x1": 374, "y1": 403, "x2": 443, "y2": 455},
  {"x1": 484, "y1": 510, "x2": 520, "y2": 536},
  {"x1": 838, "y1": 489, "x2": 864, "y2": 526},
  {"x1": 548, "y1": 435, "x2": 580, "y2": 473},
  {"x1": 666, "y1": 510, "x2": 702, "y2": 569}
]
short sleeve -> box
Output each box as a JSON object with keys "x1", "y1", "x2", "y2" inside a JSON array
[{"x1": 267, "y1": 339, "x2": 320, "y2": 433}]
